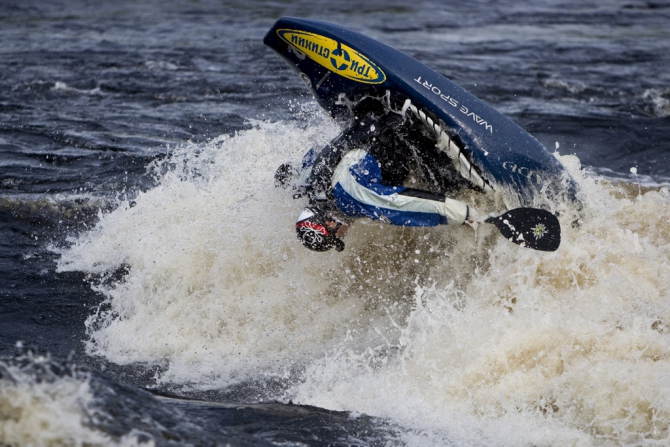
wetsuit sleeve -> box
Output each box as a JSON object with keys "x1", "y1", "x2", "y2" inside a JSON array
[
  {"x1": 302, "y1": 122, "x2": 376, "y2": 204},
  {"x1": 331, "y1": 150, "x2": 469, "y2": 226}
]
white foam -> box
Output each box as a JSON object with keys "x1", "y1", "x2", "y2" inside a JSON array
[
  {"x1": 52, "y1": 81, "x2": 103, "y2": 96},
  {"x1": 586, "y1": 166, "x2": 670, "y2": 188},
  {"x1": 0, "y1": 357, "x2": 149, "y2": 447},
  {"x1": 58, "y1": 116, "x2": 351, "y2": 388},
  {"x1": 289, "y1": 155, "x2": 670, "y2": 445},
  {"x1": 58, "y1": 113, "x2": 670, "y2": 444}
]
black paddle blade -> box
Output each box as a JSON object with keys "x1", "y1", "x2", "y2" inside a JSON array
[{"x1": 484, "y1": 208, "x2": 561, "y2": 252}]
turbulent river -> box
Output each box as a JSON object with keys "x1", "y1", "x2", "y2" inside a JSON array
[{"x1": 1, "y1": 0, "x2": 670, "y2": 445}]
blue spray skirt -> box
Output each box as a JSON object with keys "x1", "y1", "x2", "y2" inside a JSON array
[{"x1": 264, "y1": 17, "x2": 578, "y2": 207}]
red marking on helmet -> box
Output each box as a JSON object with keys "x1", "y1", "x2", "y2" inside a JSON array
[{"x1": 296, "y1": 221, "x2": 329, "y2": 236}]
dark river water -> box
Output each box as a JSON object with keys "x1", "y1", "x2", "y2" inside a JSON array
[{"x1": 2, "y1": 0, "x2": 670, "y2": 445}]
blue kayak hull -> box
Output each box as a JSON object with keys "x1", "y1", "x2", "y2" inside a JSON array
[{"x1": 264, "y1": 17, "x2": 578, "y2": 207}]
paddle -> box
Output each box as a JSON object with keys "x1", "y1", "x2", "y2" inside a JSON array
[{"x1": 483, "y1": 208, "x2": 561, "y2": 252}]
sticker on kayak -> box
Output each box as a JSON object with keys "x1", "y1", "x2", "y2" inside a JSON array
[{"x1": 277, "y1": 29, "x2": 386, "y2": 85}]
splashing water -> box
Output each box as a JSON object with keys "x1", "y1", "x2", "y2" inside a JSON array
[
  {"x1": 290, "y1": 149, "x2": 670, "y2": 445},
  {"x1": 0, "y1": 352, "x2": 149, "y2": 447},
  {"x1": 57, "y1": 112, "x2": 670, "y2": 445}
]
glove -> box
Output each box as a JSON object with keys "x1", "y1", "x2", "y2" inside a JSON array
[{"x1": 442, "y1": 198, "x2": 469, "y2": 225}]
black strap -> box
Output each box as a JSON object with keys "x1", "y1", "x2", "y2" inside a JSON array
[{"x1": 397, "y1": 188, "x2": 445, "y2": 202}]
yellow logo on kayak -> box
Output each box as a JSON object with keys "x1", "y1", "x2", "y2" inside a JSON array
[{"x1": 277, "y1": 29, "x2": 386, "y2": 85}]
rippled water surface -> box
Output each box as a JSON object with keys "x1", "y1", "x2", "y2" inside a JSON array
[{"x1": 2, "y1": 0, "x2": 670, "y2": 445}]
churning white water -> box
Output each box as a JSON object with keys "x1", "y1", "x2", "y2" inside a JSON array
[
  {"x1": 0, "y1": 354, "x2": 146, "y2": 447},
  {"x1": 57, "y1": 110, "x2": 670, "y2": 446}
]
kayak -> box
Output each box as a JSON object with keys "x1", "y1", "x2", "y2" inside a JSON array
[{"x1": 263, "y1": 17, "x2": 579, "y2": 208}]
